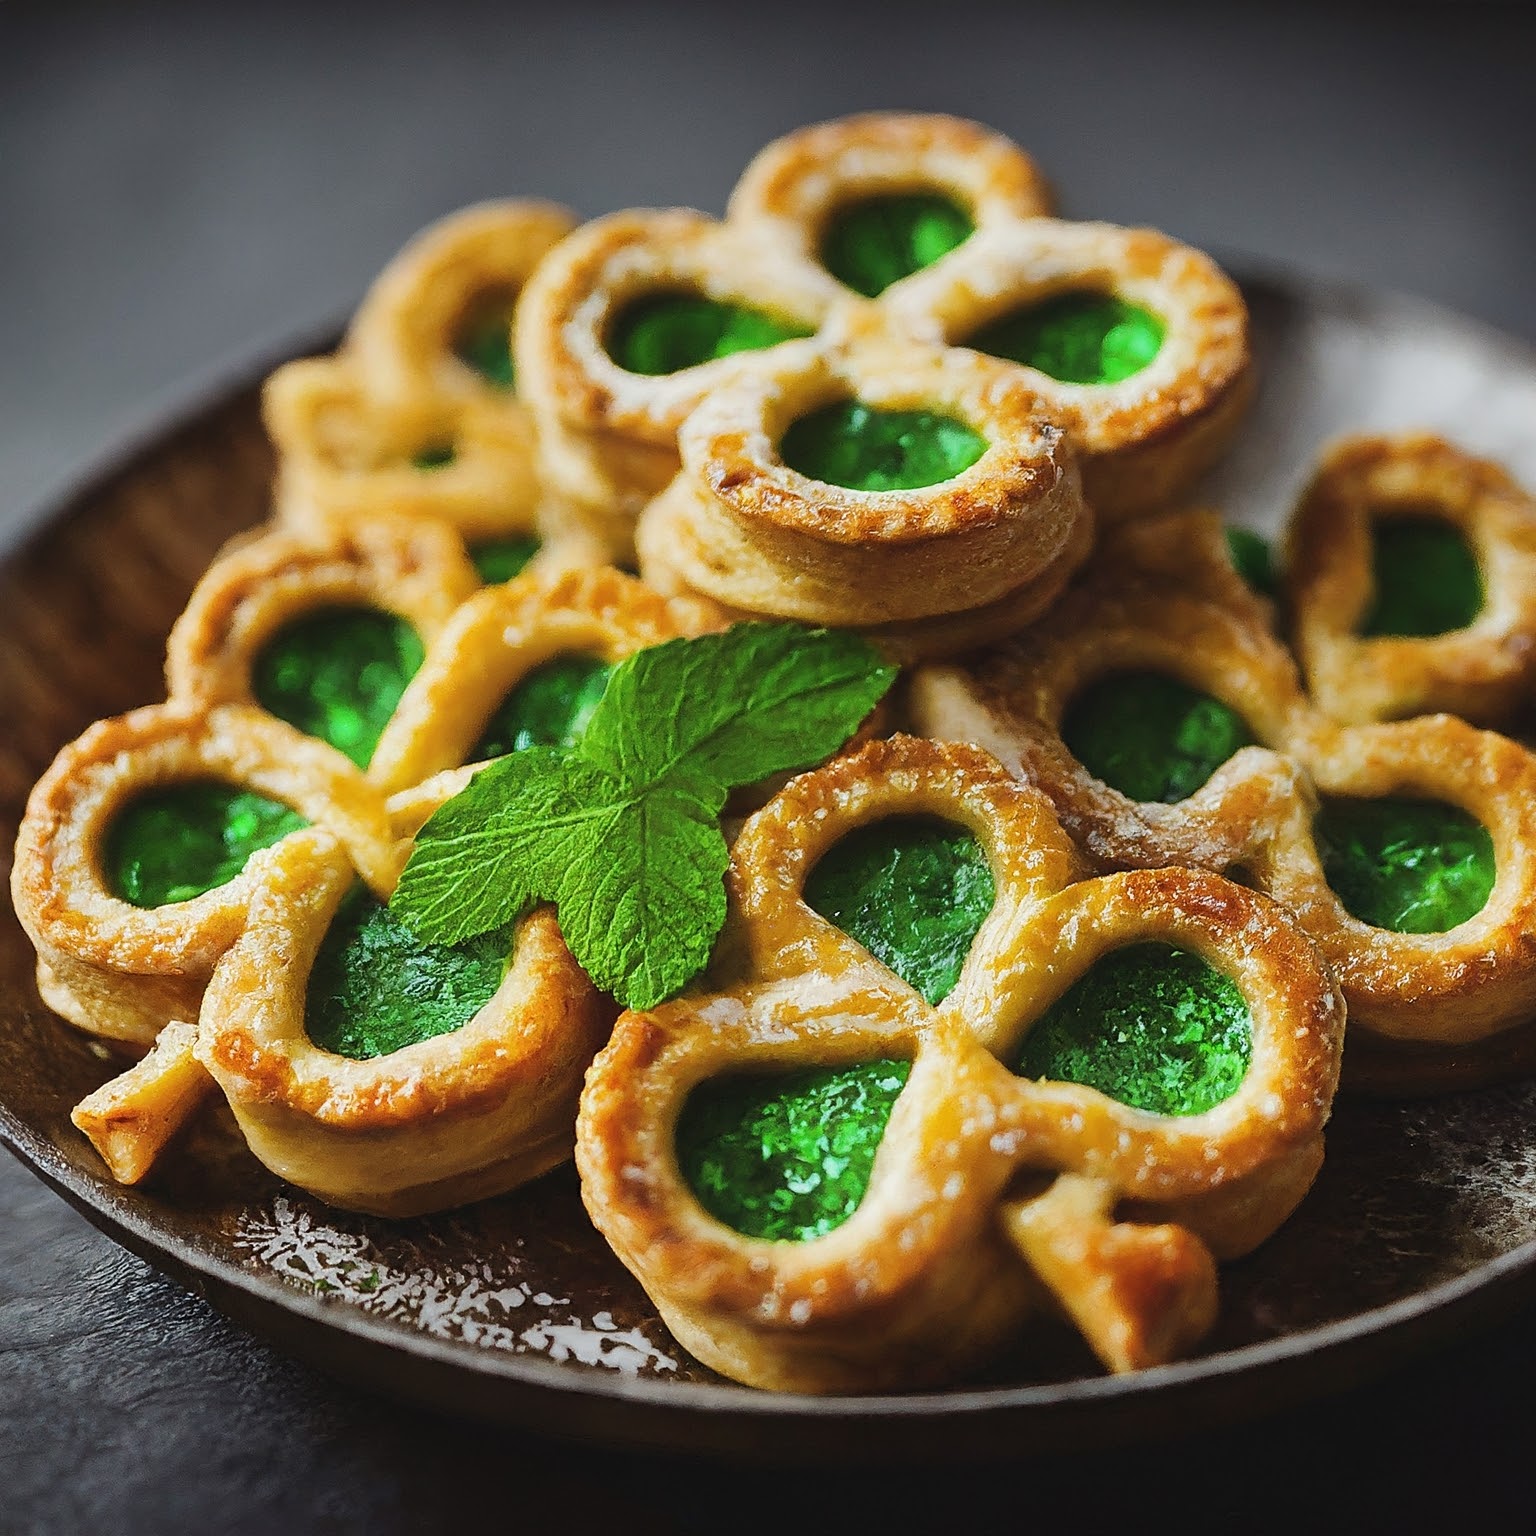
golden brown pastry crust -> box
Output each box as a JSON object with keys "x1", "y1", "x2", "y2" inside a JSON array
[
  {"x1": 908, "y1": 508, "x2": 1536, "y2": 1077},
  {"x1": 24, "y1": 526, "x2": 710, "y2": 1204},
  {"x1": 725, "y1": 111, "x2": 1053, "y2": 265},
  {"x1": 345, "y1": 199, "x2": 576, "y2": 403},
  {"x1": 368, "y1": 565, "x2": 722, "y2": 794},
  {"x1": 577, "y1": 736, "x2": 1342, "y2": 1392},
  {"x1": 513, "y1": 207, "x2": 845, "y2": 557},
  {"x1": 880, "y1": 220, "x2": 1253, "y2": 519},
  {"x1": 265, "y1": 355, "x2": 544, "y2": 541},
  {"x1": 517, "y1": 110, "x2": 1249, "y2": 584},
  {"x1": 70, "y1": 1020, "x2": 210, "y2": 1184},
  {"x1": 633, "y1": 336, "x2": 1088, "y2": 644},
  {"x1": 165, "y1": 513, "x2": 477, "y2": 714},
  {"x1": 639, "y1": 493, "x2": 1095, "y2": 665},
  {"x1": 266, "y1": 200, "x2": 592, "y2": 573},
  {"x1": 1287, "y1": 434, "x2": 1536, "y2": 726},
  {"x1": 11, "y1": 701, "x2": 395, "y2": 1046},
  {"x1": 196, "y1": 824, "x2": 610, "y2": 1217}
]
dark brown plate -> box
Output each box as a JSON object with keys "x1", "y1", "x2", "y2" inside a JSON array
[{"x1": 5, "y1": 272, "x2": 1536, "y2": 1461}]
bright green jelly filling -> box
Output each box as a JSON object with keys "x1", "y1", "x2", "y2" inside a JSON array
[
  {"x1": 253, "y1": 607, "x2": 425, "y2": 768},
  {"x1": 473, "y1": 653, "x2": 612, "y2": 760},
  {"x1": 104, "y1": 782, "x2": 307, "y2": 909},
  {"x1": 606, "y1": 293, "x2": 811, "y2": 376},
  {"x1": 469, "y1": 534, "x2": 541, "y2": 585},
  {"x1": 1315, "y1": 796, "x2": 1496, "y2": 933},
  {"x1": 1063, "y1": 672, "x2": 1255, "y2": 804},
  {"x1": 1016, "y1": 943, "x2": 1251, "y2": 1116},
  {"x1": 1226, "y1": 527, "x2": 1276, "y2": 596},
  {"x1": 676, "y1": 1058, "x2": 912, "y2": 1241},
  {"x1": 454, "y1": 295, "x2": 516, "y2": 391},
  {"x1": 969, "y1": 292, "x2": 1164, "y2": 385},
  {"x1": 779, "y1": 401, "x2": 986, "y2": 492},
  {"x1": 805, "y1": 816, "x2": 994, "y2": 1006},
  {"x1": 411, "y1": 442, "x2": 457, "y2": 471},
  {"x1": 819, "y1": 193, "x2": 974, "y2": 298},
  {"x1": 305, "y1": 885, "x2": 513, "y2": 1060},
  {"x1": 1360, "y1": 517, "x2": 1483, "y2": 638}
]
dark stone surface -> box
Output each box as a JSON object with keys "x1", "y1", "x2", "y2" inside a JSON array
[
  {"x1": 6, "y1": 1151, "x2": 1536, "y2": 1532},
  {"x1": 5, "y1": 2, "x2": 1536, "y2": 1529}
]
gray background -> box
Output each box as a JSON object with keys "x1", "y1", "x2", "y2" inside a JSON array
[{"x1": 3, "y1": 2, "x2": 1536, "y2": 1530}]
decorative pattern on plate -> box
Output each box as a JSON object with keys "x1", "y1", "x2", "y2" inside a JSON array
[
  {"x1": 909, "y1": 502, "x2": 1536, "y2": 1085},
  {"x1": 517, "y1": 111, "x2": 1249, "y2": 592},
  {"x1": 578, "y1": 735, "x2": 1342, "y2": 1392},
  {"x1": 237, "y1": 1194, "x2": 679, "y2": 1375}
]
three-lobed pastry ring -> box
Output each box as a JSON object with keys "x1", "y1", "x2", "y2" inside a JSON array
[
  {"x1": 515, "y1": 113, "x2": 1251, "y2": 653},
  {"x1": 11, "y1": 513, "x2": 716, "y2": 1210},
  {"x1": 909, "y1": 441, "x2": 1536, "y2": 1090},
  {"x1": 578, "y1": 734, "x2": 1343, "y2": 1392},
  {"x1": 262, "y1": 199, "x2": 608, "y2": 576}
]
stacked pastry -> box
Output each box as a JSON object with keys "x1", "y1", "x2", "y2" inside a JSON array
[{"x1": 15, "y1": 112, "x2": 1536, "y2": 1395}]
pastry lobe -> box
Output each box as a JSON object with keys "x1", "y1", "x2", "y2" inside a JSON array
[
  {"x1": 368, "y1": 564, "x2": 721, "y2": 795},
  {"x1": 11, "y1": 700, "x2": 395, "y2": 1050},
  {"x1": 1287, "y1": 434, "x2": 1536, "y2": 726},
  {"x1": 265, "y1": 200, "x2": 595, "y2": 577},
  {"x1": 880, "y1": 218, "x2": 1252, "y2": 520},
  {"x1": 910, "y1": 508, "x2": 1536, "y2": 1086},
  {"x1": 345, "y1": 199, "x2": 576, "y2": 404},
  {"x1": 166, "y1": 513, "x2": 477, "y2": 771},
  {"x1": 265, "y1": 355, "x2": 543, "y2": 543},
  {"x1": 195, "y1": 817, "x2": 607, "y2": 1218},
  {"x1": 636, "y1": 336, "x2": 1092, "y2": 661},
  {"x1": 725, "y1": 111, "x2": 1052, "y2": 294},
  {"x1": 513, "y1": 207, "x2": 842, "y2": 560},
  {"x1": 577, "y1": 736, "x2": 1342, "y2": 1392}
]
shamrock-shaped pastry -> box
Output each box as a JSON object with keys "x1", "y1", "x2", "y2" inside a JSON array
[
  {"x1": 911, "y1": 500, "x2": 1536, "y2": 1091},
  {"x1": 263, "y1": 200, "x2": 600, "y2": 581},
  {"x1": 578, "y1": 735, "x2": 1342, "y2": 1392},
  {"x1": 518, "y1": 110, "x2": 1250, "y2": 610},
  {"x1": 13, "y1": 506, "x2": 712, "y2": 1204}
]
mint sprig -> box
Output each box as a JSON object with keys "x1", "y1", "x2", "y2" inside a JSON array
[{"x1": 391, "y1": 623, "x2": 897, "y2": 1009}]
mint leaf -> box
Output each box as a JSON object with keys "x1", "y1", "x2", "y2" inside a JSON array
[
  {"x1": 391, "y1": 622, "x2": 895, "y2": 1009},
  {"x1": 548, "y1": 785, "x2": 729, "y2": 1008},
  {"x1": 580, "y1": 623, "x2": 896, "y2": 793},
  {"x1": 392, "y1": 750, "x2": 616, "y2": 944}
]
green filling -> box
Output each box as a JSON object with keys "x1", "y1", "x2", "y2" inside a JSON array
[
  {"x1": 411, "y1": 442, "x2": 457, "y2": 471},
  {"x1": 969, "y1": 292, "x2": 1164, "y2": 385},
  {"x1": 253, "y1": 606, "x2": 425, "y2": 768},
  {"x1": 677, "y1": 1058, "x2": 912, "y2": 1241},
  {"x1": 104, "y1": 782, "x2": 308, "y2": 909},
  {"x1": 1063, "y1": 672, "x2": 1255, "y2": 804},
  {"x1": 1016, "y1": 943, "x2": 1251, "y2": 1117},
  {"x1": 779, "y1": 401, "x2": 986, "y2": 492},
  {"x1": 305, "y1": 885, "x2": 513, "y2": 1060},
  {"x1": 1360, "y1": 517, "x2": 1483, "y2": 638},
  {"x1": 606, "y1": 293, "x2": 812, "y2": 376},
  {"x1": 473, "y1": 653, "x2": 613, "y2": 760},
  {"x1": 469, "y1": 534, "x2": 542, "y2": 585},
  {"x1": 804, "y1": 816, "x2": 994, "y2": 1006},
  {"x1": 1315, "y1": 796, "x2": 1496, "y2": 933},
  {"x1": 454, "y1": 298, "x2": 516, "y2": 391},
  {"x1": 1225, "y1": 527, "x2": 1276, "y2": 596},
  {"x1": 819, "y1": 193, "x2": 974, "y2": 298}
]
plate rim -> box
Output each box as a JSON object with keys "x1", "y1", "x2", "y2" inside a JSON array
[{"x1": 5, "y1": 262, "x2": 1536, "y2": 1450}]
